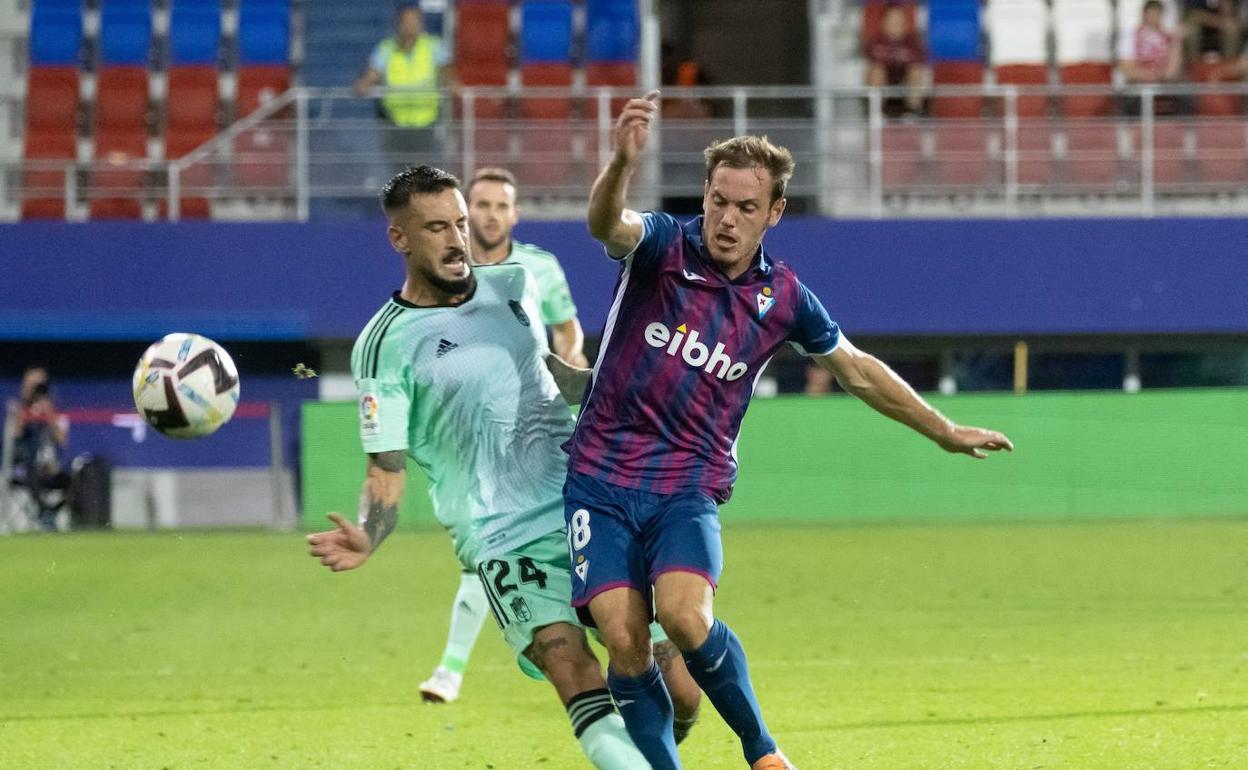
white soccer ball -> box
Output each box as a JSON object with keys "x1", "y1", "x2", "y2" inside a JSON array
[{"x1": 132, "y1": 333, "x2": 241, "y2": 439}]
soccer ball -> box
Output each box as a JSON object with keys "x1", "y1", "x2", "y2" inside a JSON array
[{"x1": 132, "y1": 333, "x2": 241, "y2": 439}]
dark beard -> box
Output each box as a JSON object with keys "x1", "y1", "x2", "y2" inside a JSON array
[{"x1": 423, "y1": 264, "x2": 476, "y2": 297}]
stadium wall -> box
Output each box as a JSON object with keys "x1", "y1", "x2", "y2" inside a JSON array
[
  {"x1": 301, "y1": 390, "x2": 1248, "y2": 529},
  {"x1": 3, "y1": 219, "x2": 1248, "y2": 340}
]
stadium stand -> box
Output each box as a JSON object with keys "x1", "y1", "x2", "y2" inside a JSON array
[
  {"x1": 22, "y1": 0, "x2": 83, "y2": 219},
  {"x1": 584, "y1": 0, "x2": 638, "y2": 118},
  {"x1": 90, "y1": 0, "x2": 153, "y2": 219}
]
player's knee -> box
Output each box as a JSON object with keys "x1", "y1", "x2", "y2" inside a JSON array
[
  {"x1": 599, "y1": 621, "x2": 652, "y2": 676},
  {"x1": 655, "y1": 602, "x2": 712, "y2": 651}
]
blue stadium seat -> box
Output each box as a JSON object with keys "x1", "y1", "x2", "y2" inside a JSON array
[
  {"x1": 238, "y1": 0, "x2": 290, "y2": 65},
  {"x1": 170, "y1": 0, "x2": 221, "y2": 66},
  {"x1": 100, "y1": 0, "x2": 152, "y2": 67},
  {"x1": 520, "y1": 1, "x2": 572, "y2": 64},
  {"x1": 585, "y1": 0, "x2": 637, "y2": 63},
  {"x1": 29, "y1": 0, "x2": 83, "y2": 66},
  {"x1": 927, "y1": 0, "x2": 981, "y2": 62}
]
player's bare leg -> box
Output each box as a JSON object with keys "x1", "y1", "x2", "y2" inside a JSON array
[
  {"x1": 590, "y1": 586, "x2": 682, "y2": 770},
  {"x1": 654, "y1": 640, "x2": 701, "y2": 744},
  {"x1": 523, "y1": 621, "x2": 649, "y2": 769},
  {"x1": 655, "y1": 571, "x2": 791, "y2": 769}
]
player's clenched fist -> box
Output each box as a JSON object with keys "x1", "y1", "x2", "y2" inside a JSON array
[{"x1": 613, "y1": 90, "x2": 660, "y2": 165}]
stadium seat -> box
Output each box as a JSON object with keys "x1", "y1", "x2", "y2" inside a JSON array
[
  {"x1": 935, "y1": 124, "x2": 990, "y2": 187},
  {"x1": 21, "y1": 133, "x2": 78, "y2": 220},
  {"x1": 88, "y1": 131, "x2": 148, "y2": 219},
  {"x1": 167, "y1": 66, "x2": 219, "y2": 135},
  {"x1": 931, "y1": 61, "x2": 984, "y2": 119},
  {"x1": 1061, "y1": 120, "x2": 1119, "y2": 189},
  {"x1": 1015, "y1": 123, "x2": 1056, "y2": 186},
  {"x1": 25, "y1": 67, "x2": 80, "y2": 136},
  {"x1": 170, "y1": 0, "x2": 222, "y2": 66},
  {"x1": 1195, "y1": 120, "x2": 1248, "y2": 186},
  {"x1": 99, "y1": 0, "x2": 152, "y2": 67},
  {"x1": 1189, "y1": 58, "x2": 1244, "y2": 117},
  {"x1": 520, "y1": 62, "x2": 573, "y2": 120},
  {"x1": 585, "y1": 62, "x2": 636, "y2": 119},
  {"x1": 1058, "y1": 63, "x2": 1114, "y2": 118},
  {"x1": 988, "y1": 0, "x2": 1049, "y2": 119},
  {"x1": 29, "y1": 0, "x2": 83, "y2": 66},
  {"x1": 519, "y1": 1, "x2": 573, "y2": 64},
  {"x1": 927, "y1": 0, "x2": 980, "y2": 62},
  {"x1": 996, "y1": 65, "x2": 1049, "y2": 119},
  {"x1": 881, "y1": 122, "x2": 923, "y2": 192},
  {"x1": 585, "y1": 0, "x2": 638, "y2": 63},
  {"x1": 163, "y1": 130, "x2": 216, "y2": 218},
  {"x1": 1053, "y1": 0, "x2": 1113, "y2": 63},
  {"x1": 454, "y1": 2, "x2": 511, "y2": 121},
  {"x1": 96, "y1": 67, "x2": 150, "y2": 133},
  {"x1": 238, "y1": 0, "x2": 290, "y2": 65},
  {"x1": 236, "y1": 65, "x2": 290, "y2": 117},
  {"x1": 232, "y1": 128, "x2": 291, "y2": 191},
  {"x1": 861, "y1": 0, "x2": 917, "y2": 53}
]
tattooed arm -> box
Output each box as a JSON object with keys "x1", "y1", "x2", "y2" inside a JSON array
[{"x1": 307, "y1": 451, "x2": 407, "y2": 571}]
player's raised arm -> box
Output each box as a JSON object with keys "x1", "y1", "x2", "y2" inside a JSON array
[
  {"x1": 814, "y1": 338, "x2": 1014, "y2": 459},
  {"x1": 587, "y1": 90, "x2": 659, "y2": 257},
  {"x1": 307, "y1": 450, "x2": 407, "y2": 571}
]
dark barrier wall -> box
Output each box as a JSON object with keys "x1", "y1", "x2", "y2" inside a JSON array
[{"x1": 3, "y1": 218, "x2": 1247, "y2": 340}]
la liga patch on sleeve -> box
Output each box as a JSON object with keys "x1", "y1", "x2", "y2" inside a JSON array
[{"x1": 359, "y1": 392, "x2": 381, "y2": 437}]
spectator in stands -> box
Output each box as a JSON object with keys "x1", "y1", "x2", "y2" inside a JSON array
[
  {"x1": 355, "y1": 4, "x2": 456, "y2": 168},
  {"x1": 804, "y1": 363, "x2": 834, "y2": 396},
  {"x1": 1124, "y1": 0, "x2": 1185, "y2": 83},
  {"x1": 865, "y1": 4, "x2": 927, "y2": 117},
  {"x1": 1183, "y1": 0, "x2": 1240, "y2": 59},
  {"x1": 9, "y1": 366, "x2": 70, "y2": 531}
]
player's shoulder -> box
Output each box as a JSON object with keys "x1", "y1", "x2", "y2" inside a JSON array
[
  {"x1": 351, "y1": 295, "x2": 410, "y2": 374},
  {"x1": 473, "y1": 261, "x2": 534, "y2": 295},
  {"x1": 510, "y1": 240, "x2": 561, "y2": 265}
]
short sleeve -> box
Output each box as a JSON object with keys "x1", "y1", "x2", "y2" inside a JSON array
[
  {"x1": 613, "y1": 211, "x2": 680, "y2": 270},
  {"x1": 788, "y1": 283, "x2": 841, "y2": 356},
  {"x1": 368, "y1": 42, "x2": 388, "y2": 74},
  {"x1": 352, "y1": 338, "x2": 411, "y2": 454},
  {"x1": 432, "y1": 35, "x2": 451, "y2": 67},
  {"x1": 537, "y1": 263, "x2": 578, "y2": 325}
]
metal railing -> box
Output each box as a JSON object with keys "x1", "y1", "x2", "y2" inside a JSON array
[{"x1": 5, "y1": 83, "x2": 1248, "y2": 221}]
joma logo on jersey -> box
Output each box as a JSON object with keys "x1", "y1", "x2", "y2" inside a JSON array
[{"x1": 644, "y1": 322, "x2": 749, "y2": 381}]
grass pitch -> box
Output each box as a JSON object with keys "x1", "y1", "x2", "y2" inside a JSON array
[{"x1": 2, "y1": 519, "x2": 1246, "y2": 769}]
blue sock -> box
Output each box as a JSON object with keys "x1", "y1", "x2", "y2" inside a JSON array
[
  {"x1": 682, "y1": 619, "x2": 776, "y2": 764},
  {"x1": 606, "y1": 661, "x2": 681, "y2": 770}
]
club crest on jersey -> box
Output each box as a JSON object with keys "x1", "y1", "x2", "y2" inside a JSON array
[
  {"x1": 644, "y1": 321, "x2": 749, "y2": 381},
  {"x1": 756, "y1": 286, "x2": 775, "y2": 319},
  {"x1": 508, "y1": 300, "x2": 531, "y2": 327}
]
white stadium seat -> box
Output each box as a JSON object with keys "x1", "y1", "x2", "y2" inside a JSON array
[
  {"x1": 987, "y1": 0, "x2": 1051, "y2": 66},
  {"x1": 1052, "y1": 0, "x2": 1115, "y2": 64}
]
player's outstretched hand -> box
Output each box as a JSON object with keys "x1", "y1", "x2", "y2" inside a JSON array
[
  {"x1": 307, "y1": 513, "x2": 371, "y2": 572},
  {"x1": 613, "y1": 90, "x2": 660, "y2": 165},
  {"x1": 939, "y1": 425, "x2": 1014, "y2": 459}
]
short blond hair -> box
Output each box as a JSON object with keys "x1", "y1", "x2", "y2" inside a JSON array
[{"x1": 703, "y1": 135, "x2": 795, "y2": 203}]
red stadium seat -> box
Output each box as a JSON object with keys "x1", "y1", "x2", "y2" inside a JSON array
[
  {"x1": 881, "y1": 123, "x2": 923, "y2": 192},
  {"x1": 1189, "y1": 58, "x2": 1244, "y2": 117},
  {"x1": 96, "y1": 67, "x2": 150, "y2": 132},
  {"x1": 21, "y1": 133, "x2": 77, "y2": 220},
  {"x1": 935, "y1": 124, "x2": 989, "y2": 187},
  {"x1": 236, "y1": 65, "x2": 290, "y2": 117},
  {"x1": 89, "y1": 131, "x2": 148, "y2": 219},
  {"x1": 455, "y1": 1, "x2": 510, "y2": 69},
  {"x1": 232, "y1": 128, "x2": 291, "y2": 191},
  {"x1": 163, "y1": 129, "x2": 217, "y2": 218},
  {"x1": 1058, "y1": 63, "x2": 1113, "y2": 118},
  {"x1": 995, "y1": 64, "x2": 1048, "y2": 119},
  {"x1": 167, "y1": 66, "x2": 219, "y2": 134},
  {"x1": 585, "y1": 62, "x2": 636, "y2": 119},
  {"x1": 26, "y1": 67, "x2": 79, "y2": 135},
  {"x1": 1196, "y1": 120, "x2": 1248, "y2": 186},
  {"x1": 520, "y1": 63, "x2": 573, "y2": 120},
  {"x1": 1015, "y1": 123, "x2": 1055, "y2": 186},
  {"x1": 1062, "y1": 120, "x2": 1118, "y2": 189},
  {"x1": 931, "y1": 62, "x2": 984, "y2": 119}
]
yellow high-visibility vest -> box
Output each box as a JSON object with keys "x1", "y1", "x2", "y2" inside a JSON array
[{"x1": 382, "y1": 34, "x2": 439, "y2": 127}]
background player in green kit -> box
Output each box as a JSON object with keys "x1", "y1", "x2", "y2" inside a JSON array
[
  {"x1": 417, "y1": 165, "x2": 594, "y2": 705},
  {"x1": 306, "y1": 165, "x2": 696, "y2": 768}
]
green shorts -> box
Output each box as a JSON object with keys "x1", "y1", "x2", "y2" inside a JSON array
[{"x1": 475, "y1": 530, "x2": 669, "y2": 681}]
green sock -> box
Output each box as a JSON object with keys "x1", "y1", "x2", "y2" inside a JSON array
[
  {"x1": 438, "y1": 572, "x2": 489, "y2": 675},
  {"x1": 577, "y1": 712, "x2": 650, "y2": 770}
]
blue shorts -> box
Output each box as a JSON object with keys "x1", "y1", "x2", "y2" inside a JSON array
[{"x1": 563, "y1": 470, "x2": 723, "y2": 626}]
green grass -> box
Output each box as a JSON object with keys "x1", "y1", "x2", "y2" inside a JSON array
[{"x1": 2, "y1": 520, "x2": 1246, "y2": 769}]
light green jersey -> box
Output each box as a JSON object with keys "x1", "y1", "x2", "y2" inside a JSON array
[
  {"x1": 504, "y1": 241, "x2": 578, "y2": 326},
  {"x1": 350, "y1": 264, "x2": 576, "y2": 568}
]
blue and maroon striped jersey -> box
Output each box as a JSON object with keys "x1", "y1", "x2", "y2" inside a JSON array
[{"x1": 564, "y1": 212, "x2": 841, "y2": 501}]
